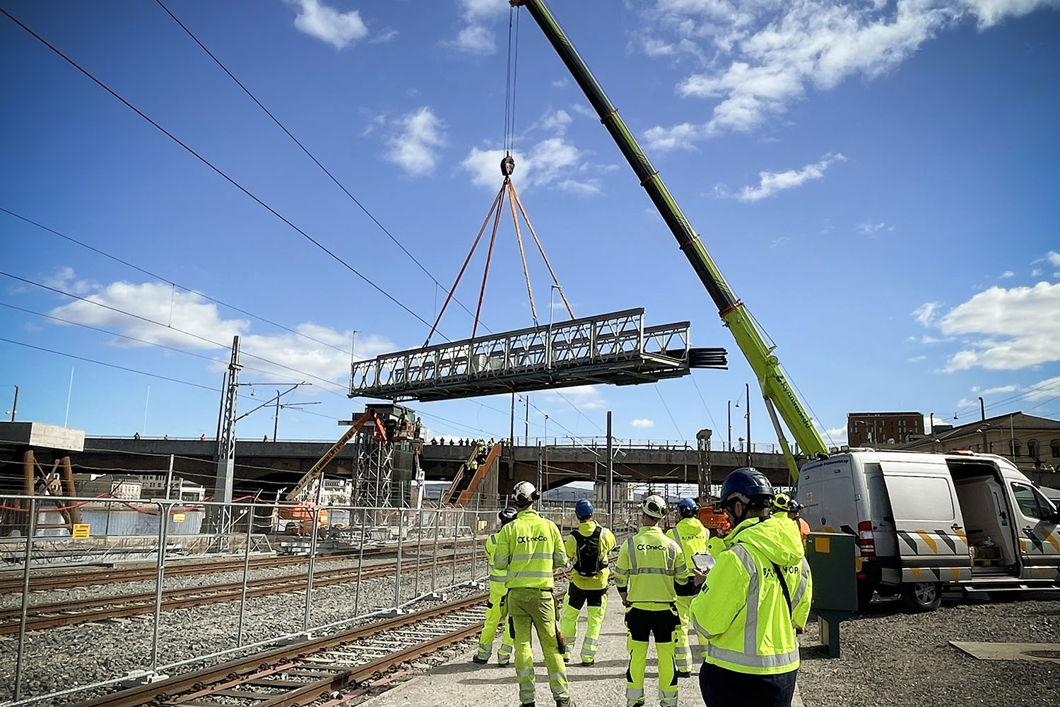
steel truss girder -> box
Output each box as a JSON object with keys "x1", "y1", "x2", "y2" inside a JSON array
[{"x1": 349, "y1": 308, "x2": 701, "y2": 402}]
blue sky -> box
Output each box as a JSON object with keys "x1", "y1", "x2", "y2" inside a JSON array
[{"x1": 1, "y1": 0, "x2": 1058, "y2": 452}]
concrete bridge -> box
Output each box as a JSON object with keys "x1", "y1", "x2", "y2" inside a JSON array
[{"x1": 37, "y1": 437, "x2": 790, "y2": 496}]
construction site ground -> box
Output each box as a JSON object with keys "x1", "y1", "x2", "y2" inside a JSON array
[{"x1": 363, "y1": 587, "x2": 1060, "y2": 707}]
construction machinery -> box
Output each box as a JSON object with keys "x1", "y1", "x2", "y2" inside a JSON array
[
  {"x1": 440, "y1": 441, "x2": 503, "y2": 506},
  {"x1": 512, "y1": 0, "x2": 829, "y2": 482}
]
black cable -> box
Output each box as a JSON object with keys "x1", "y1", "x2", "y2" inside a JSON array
[
  {"x1": 0, "y1": 336, "x2": 218, "y2": 392},
  {"x1": 0, "y1": 206, "x2": 350, "y2": 355},
  {"x1": 0, "y1": 7, "x2": 440, "y2": 336},
  {"x1": 151, "y1": 0, "x2": 487, "y2": 332},
  {"x1": 0, "y1": 270, "x2": 349, "y2": 392}
]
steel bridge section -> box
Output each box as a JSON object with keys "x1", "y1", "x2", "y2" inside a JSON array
[{"x1": 349, "y1": 308, "x2": 715, "y2": 402}]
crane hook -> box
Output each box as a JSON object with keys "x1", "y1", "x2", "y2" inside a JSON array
[{"x1": 500, "y1": 153, "x2": 516, "y2": 177}]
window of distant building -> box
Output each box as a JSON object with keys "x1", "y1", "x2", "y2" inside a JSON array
[
  {"x1": 1010, "y1": 439, "x2": 1021, "y2": 457},
  {"x1": 1051, "y1": 439, "x2": 1060, "y2": 458},
  {"x1": 1028, "y1": 439, "x2": 1040, "y2": 460}
]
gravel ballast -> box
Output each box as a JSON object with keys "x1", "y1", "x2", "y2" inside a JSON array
[{"x1": 797, "y1": 591, "x2": 1060, "y2": 707}]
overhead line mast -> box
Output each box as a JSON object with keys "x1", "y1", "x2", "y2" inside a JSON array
[{"x1": 511, "y1": 0, "x2": 829, "y2": 481}]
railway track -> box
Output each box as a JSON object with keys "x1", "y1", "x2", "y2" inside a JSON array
[
  {"x1": 0, "y1": 539, "x2": 475, "y2": 594},
  {"x1": 78, "y1": 593, "x2": 489, "y2": 707},
  {"x1": 0, "y1": 554, "x2": 473, "y2": 635}
]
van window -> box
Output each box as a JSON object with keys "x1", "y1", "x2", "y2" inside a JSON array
[
  {"x1": 1010, "y1": 483, "x2": 1051, "y2": 520},
  {"x1": 887, "y1": 476, "x2": 955, "y2": 521}
]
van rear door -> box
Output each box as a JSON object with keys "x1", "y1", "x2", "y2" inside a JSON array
[
  {"x1": 879, "y1": 462, "x2": 971, "y2": 584},
  {"x1": 1008, "y1": 480, "x2": 1060, "y2": 582}
]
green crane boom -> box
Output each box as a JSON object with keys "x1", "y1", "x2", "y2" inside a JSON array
[{"x1": 512, "y1": 0, "x2": 829, "y2": 481}]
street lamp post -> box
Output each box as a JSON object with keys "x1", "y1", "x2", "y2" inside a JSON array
[
  {"x1": 7, "y1": 385, "x2": 17, "y2": 422},
  {"x1": 727, "y1": 401, "x2": 732, "y2": 451},
  {"x1": 978, "y1": 396, "x2": 986, "y2": 422}
]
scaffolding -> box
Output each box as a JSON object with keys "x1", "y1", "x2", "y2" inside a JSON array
[{"x1": 350, "y1": 308, "x2": 724, "y2": 402}]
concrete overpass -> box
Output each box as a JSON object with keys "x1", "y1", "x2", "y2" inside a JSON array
[{"x1": 13, "y1": 437, "x2": 790, "y2": 495}]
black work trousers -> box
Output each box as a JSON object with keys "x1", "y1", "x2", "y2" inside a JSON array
[{"x1": 699, "y1": 662, "x2": 798, "y2": 707}]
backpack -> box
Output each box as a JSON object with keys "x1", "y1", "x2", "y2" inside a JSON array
[{"x1": 573, "y1": 526, "x2": 604, "y2": 577}]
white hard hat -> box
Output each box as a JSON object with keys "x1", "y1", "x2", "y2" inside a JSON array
[
  {"x1": 642, "y1": 494, "x2": 667, "y2": 519},
  {"x1": 513, "y1": 480, "x2": 539, "y2": 506}
]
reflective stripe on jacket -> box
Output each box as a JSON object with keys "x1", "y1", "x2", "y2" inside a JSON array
[
  {"x1": 564, "y1": 521, "x2": 616, "y2": 591},
  {"x1": 614, "y1": 525, "x2": 692, "y2": 609},
  {"x1": 690, "y1": 515, "x2": 812, "y2": 675},
  {"x1": 493, "y1": 508, "x2": 567, "y2": 589},
  {"x1": 484, "y1": 533, "x2": 507, "y2": 586}
]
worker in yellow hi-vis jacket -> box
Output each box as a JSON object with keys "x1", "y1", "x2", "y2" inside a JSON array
[
  {"x1": 668, "y1": 497, "x2": 710, "y2": 676},
  {"x1": 615, "y1": 495, "x2": 697, "y2": 707},
  {"x1": 493, "y1": 481, "x2": 573, "y2": 707},
  {"x1": 474, "y1": 507, "x2": 517, "y2": 664},
  {"x1": 560, "y1": 499, "x2": 616, "y2": 665}
]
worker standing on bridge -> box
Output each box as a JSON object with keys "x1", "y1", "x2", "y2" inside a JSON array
[
  {"x1": 615, "y1": 494, "x2": 696, "y2": 707},
  {"x1": 668, "y1": 497, "x2": 709, "y2": 677},
  {"x1": 559, "y1": 499, "x2": 615, "y2": 666},
  {"x1": 691, "y1": 468, "x2": 811, "y2": 707},
  {"x1": 474, "y1": 507, "x2": 517, "y2": 665},
  {"x1": 493, "y1": 481, "x2": 573, "y2": 707}
]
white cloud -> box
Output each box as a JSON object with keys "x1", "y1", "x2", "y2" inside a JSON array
[
  {"x1": 461, "y1": 0, "x2": 508, "y2": 19},
  {"x1": 907, "y1": 355, "x2": 926, "y2": 363},
  {"x1": 542, "y1": 109, "x2": 573, "y2": 134},
  {"x1": 858, "y1": 221, "x2": 893, "y2": 235},
  {"x1": 45, "y1": 276, "x2": 394, "y2": 391},
  {"x1": 43, "y1": 266, "x2": 95, "y2": 296},
  {"x1": 461, "y1": 138, "x2": 599, "y2": 194},
  {"x1": 939, "y1": 282, "x2": 1060, "y2": 371},
  {"x1": 1047, "y1": 250, "x2": 1060, "y2": 267},
  {"x1": 912, "y1": 302, "x2": 941, "y2": 327},
  {"x1": 643, "y1": 0, "x2": 1059, "y2": 145},
  {"x1": 734, "y1": 153, "x2": 846, "y2": 202},
  {"x1": 385, "y1": 107, "x2": 446, "y2": 176},
  {"x1": 543, "y1": 385, "x2": 606, "y2": 410},
  {"x1": 1000, "y1": 270, "x2": 1015, "y2": 278},
  {"x1": 1025, "y1": 375, "x2": 1060, "y2": 401},
  {"x1": 288, "y1": 0, "x2": 367, "y2": 50},
  {"x1": 821, "y1": 425, "x2": 848, "y2": 446},
  {"x1": 631, "y1": 418, "x2": 655, "y2": 428},
  {"x1": 450, "y1": 24, "x2": 495, "y2": 54},
  {"x1": 980, "y1": 384, "x2": 1016, "y2": 395}
]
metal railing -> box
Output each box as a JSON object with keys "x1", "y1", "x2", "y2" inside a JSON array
[{"x1": 0, "y1": 494, "x2": 640, "y2": 705}]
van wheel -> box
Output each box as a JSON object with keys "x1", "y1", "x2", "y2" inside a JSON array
[
  {"x1": 856, "y1": 580, "x2": 875, "y2": 612},
  {"x1": 901, "y1": 582, "x2": 941, "y2": 612}
]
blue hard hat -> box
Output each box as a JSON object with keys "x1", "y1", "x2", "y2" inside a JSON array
[
  {"x1": 677, "y1": 498, "x2": 699, "y2": 518},
  {"x1": 720, "y1": 467, "x2": 774, "y2": 506},
  {"x1": 575, "y1": 498, "x2": 594, "y2": 520}
]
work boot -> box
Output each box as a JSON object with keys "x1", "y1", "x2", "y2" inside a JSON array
[
  {"x1": 676, "y1": 670, "x2": 691, "y2": 678},
  {"x1": 555, "y1": 699, "x2": 575, "y2": 707},
  {"x1": 471, "y1": 655, "x2": 489, "y2": 664},
  {"x1": 580, "y1": 658, "x2": 594, "y2": 666}
]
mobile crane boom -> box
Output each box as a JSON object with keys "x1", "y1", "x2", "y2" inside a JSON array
[{"x1": 512, "y1": 0, "x2": 828, "y2": 481}]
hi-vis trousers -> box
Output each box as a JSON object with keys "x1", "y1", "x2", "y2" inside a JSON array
[
  {"x1": 508, "y1": 587, "x2": 570, "y2": 705},
  {"x1": 674, "y1": 594, "x2": 694, "y2": 674},
  {"x1": 560, "y1": 583, "x2": 607, "y2": 664},
  {"x1": 476, "y1": 581, "x2": 513, "y2": 663},
  {"x1": 625, "y1": 605, "x2": 680, "y2": 707}
]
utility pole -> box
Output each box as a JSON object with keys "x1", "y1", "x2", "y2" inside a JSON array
[
  {"x1": 606, "y1": 410, "x2": 613, "y2": 519},
  {"x1": 273, "y1": 391, "x2": 281, "y2": 442},
  {"x1": 8, "y1": 385, "x2": 17, "y2": 422},
  {"x1": 213, "y1": 336, "x2": 241, "y2": 539},
  {"x1": 745, "y1": 382, "x2": 752, "y2": 466},
  {"x1": 727, "y1": 401, "x2": 732, "y2": 451}
]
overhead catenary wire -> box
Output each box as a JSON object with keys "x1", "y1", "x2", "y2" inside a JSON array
[
  {"x1": 150, "y1": 0, "x2": 487, "y2": 332},
  {"x1": 0, "y1": 206, "x2": 350, "y2": 355},
  {"x1": 0, "y1": 7, "x2": 443, "y2": 338}
]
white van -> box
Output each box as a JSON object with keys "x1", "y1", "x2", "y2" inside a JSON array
[{"x1": 796, "y1": 449, "x2": 1060, "y2": 611}]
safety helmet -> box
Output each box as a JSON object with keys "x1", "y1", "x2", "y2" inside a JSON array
[
  {"x1": 575, "y1": 498, "x2": 594, "y2": 520},
  {"x1": 719, "y1": 467, "x2": 774, "y2": 507},
  {"x1": 641, "y1": 494, "x2": 667, "y2": 519},
  {"x1": 512, "y1": 480, "x2": 539, "y2": 507},
  {"x1": 677, "y1": 498, "x2": 699, "y2": 518},
  {"x1": 772, "y1": 493, "x2": 793, "y2": 512},
  {"x1": 498, "y1": 506, "x2": 518, "y2": 526},
  {"x1": 788, "y1": 500, "x2": 803, "y2": 514}
]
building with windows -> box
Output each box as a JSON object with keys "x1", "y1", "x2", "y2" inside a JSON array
[
  {"x1": 895, "y1": 412, "x2": 1060, "y2": 484},
  {"x1": 847, "y1": 412, "x2": 924, "y2": 446}
]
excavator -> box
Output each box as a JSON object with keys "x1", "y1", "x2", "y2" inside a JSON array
[
  {"x1": 276, "y1": 409, "x2": 387, "y2": 535},
  {"x1": 512, "y1": 0, "x2": 830, "y2": 484}
]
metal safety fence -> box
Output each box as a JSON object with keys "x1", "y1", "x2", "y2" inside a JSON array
[{"x1": 0, "y1": 494, "x2": 641, "y2": 705}]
